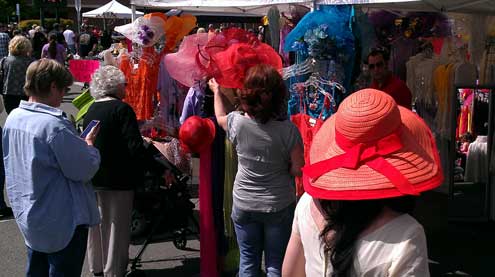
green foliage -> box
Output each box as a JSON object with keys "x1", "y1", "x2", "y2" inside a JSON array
[
  {"x1": 0, "y1": 0, "x2": 37, "y2": 23},
  {"x1": 19, "y1": 18, "x2": 74, "y2": 30}
]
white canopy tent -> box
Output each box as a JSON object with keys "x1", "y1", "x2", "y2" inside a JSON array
[
  {"x1": 129, "y1": 0, "x2": 495, "y2": 15},
  {"x1": 83, "y1": 0, "x2": 144, "y2": 19}
]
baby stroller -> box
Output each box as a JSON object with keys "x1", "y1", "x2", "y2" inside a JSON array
[{"x1": 126, "y1": 142, "x2": 199, "y2": 277}]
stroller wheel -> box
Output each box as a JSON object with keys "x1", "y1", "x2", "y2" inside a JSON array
[
  {"x1": 131, "y1": 209, "x2": 148, "y2": 238},
  {"x1": 173, "y1": 229, "x2": 187, "y2": 250}
]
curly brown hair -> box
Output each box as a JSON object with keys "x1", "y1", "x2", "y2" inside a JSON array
[{"x1": 240, "y1": 64, "x2": 287, "y2": 124}]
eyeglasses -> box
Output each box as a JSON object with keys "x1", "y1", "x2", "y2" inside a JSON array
[{"x1": 368, "y1": 61, "x2": 385, "y2": 70}]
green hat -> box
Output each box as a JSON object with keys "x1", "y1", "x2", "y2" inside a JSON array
[{"x1": 72, "y1": 89, "x2": 95, "y2": 122}]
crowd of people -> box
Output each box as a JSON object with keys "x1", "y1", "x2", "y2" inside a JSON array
[
  {"x1": 0, "y1": 22, "x2": 113, "y2": 63},
  {"x1": 0, "y1": 16, "x2": 445, "y2": 277}
]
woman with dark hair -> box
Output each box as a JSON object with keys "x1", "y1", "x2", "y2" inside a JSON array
[
  {"x1": 31, "y1": 26, "x2": 47, "y2": 59},
  {"x1": 210, "y1": 63, "x2": 304, "y2": 276},
  {"x1": 41, "y1": 33, "x2": 66, "y2": 65},
  {"x1": 282, "y1": 89, "x2": 444, "y2": 276}
]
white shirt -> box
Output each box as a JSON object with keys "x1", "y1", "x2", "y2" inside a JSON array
[
  {"x1": 63, "y1": 29, "x2": 75, "y2": 45},
  {"x1": 28, "y1": 29, "x2": 36, "y2": 38},
  {"x1": 293, "y1": 193, "x2": 430, "y2": 276},
  {"x1": 465, "y1": 136, "x2": 489, "y2": 183}
]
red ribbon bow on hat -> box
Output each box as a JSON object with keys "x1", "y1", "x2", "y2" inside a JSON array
[{"x1": 302, "y1": 130, "x2": 419, "y2": 196}]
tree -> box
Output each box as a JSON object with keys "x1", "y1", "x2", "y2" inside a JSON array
[{"x1": 0, "y1": 0, "x2": 37, "y2": 24}]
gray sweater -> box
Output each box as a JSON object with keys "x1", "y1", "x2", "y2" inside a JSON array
[{"x1": 1, "y1": 55, "x2": 34, "y2": 96}]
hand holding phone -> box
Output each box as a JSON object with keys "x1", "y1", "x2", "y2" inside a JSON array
[{"x1": 81, "y1": 120, "x2": 100, "y2": 138}]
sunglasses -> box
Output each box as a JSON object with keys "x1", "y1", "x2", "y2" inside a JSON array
[{"x1": 368, "y1": 61, "x2": 385, "y2": 70}]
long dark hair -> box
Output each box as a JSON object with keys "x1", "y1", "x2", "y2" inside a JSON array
[
  {"x1": 48, "y1": 34, "x2": 57, "y2": 59},
  {"x1": 240, "y1": 64, "x2": 287, "y2": 124},
  {"x1": 319, "y1": 196, "x2": 416, "y2": 276}
]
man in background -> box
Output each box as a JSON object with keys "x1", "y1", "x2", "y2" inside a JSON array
[
  {"x1": 28, "y1": 24, "x2": 37, "y2": 39},
  {"x1": 0, "y1": 24, "x2": 10, "y2": 59},
  {"x1": 78, "y1": 24, "x2": 98, "y2": 57},
  {"x1": 63, "y1": 25, "x2": 76, "y2": 54},
  {"x1": 367, "y1": 49, "x2": 412, "y2": 109}
]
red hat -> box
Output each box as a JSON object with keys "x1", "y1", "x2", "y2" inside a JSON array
[
  {"x1": 179, "y1": 116, "x2": 216, "y2": 153},
  {"x1": 302, "y1": 89, "x2": 443, "y2": 200},
  {"x1": 209, "y1": 42, "x2": 282, "y2": 89}
]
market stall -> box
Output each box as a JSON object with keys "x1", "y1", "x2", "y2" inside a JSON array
[{"x1": 72, "y1": 1, "x2": 495, "y2": 275}]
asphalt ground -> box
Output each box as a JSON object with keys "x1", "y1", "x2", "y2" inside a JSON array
[{"x1": 0, "y1": 82, "x2": 200, "y2": 277}]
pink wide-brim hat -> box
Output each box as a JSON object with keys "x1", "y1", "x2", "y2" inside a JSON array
[
  {"x1": 302, "y1": 89, "x2": 444, "y2": 200},
  {"x1": 164, "y1": 33, "x2": 210, "y2": 87}
]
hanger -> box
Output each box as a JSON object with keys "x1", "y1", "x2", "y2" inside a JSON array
[{"x1": 282, "y1": 58, "x2": 313, "y2": 79}]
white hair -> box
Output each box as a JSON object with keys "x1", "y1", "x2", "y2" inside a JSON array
[{"x1": 90, "y1": 65, "x2": 126, "y2": 100}]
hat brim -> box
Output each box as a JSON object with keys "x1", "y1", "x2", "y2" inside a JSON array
[
  {"x1": 164, "y1": 33, "x2": 209, "y2": 87},
  {"x1": 304, "y1": 107, "x2": 443, "y2": 200}
]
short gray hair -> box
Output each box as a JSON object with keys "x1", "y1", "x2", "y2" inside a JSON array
[{"x1": 90, "y1": 65, "x2": 126, "y2": 100}]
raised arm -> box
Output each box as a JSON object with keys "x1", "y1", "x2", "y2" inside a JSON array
[{"x1": 209, "y1": 78, "x2": 228, "y2": 131}]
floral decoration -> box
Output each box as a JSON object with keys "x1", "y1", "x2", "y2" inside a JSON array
[
  {"x1": 138, "y1": 25, "x2": 155, "y2": 46},
  {"x1": 292, "y1": 24, "x2": 338, "y2": 60}
]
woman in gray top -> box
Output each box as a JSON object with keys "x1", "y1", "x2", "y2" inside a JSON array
[
  {"x1": 1, "y1": 35, "x2": 34, "y2": 113},
  {"x1": 211, "y1": 64, "x2": 304, "y2": 277}
]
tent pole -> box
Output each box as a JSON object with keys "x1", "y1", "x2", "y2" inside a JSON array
[{"x1": 131, "y1": 4, "x2": 137, "y2": 22}]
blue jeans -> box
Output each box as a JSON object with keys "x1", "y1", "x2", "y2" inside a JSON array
[
  {"x1": 26, "y1": 226, "x2": 88, "y2": 277},
  {"x1": 232, "y1": 203, "x2": 295, "y2": 277}
]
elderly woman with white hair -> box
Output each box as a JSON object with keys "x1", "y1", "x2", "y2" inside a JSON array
[{"x1": 83, "y1": 65, "x2": 149, "y2": 277}]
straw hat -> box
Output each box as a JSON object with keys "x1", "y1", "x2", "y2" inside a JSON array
[
  {"x1": 302, "y1": 89, "x2": 443, "y2": 200},
  {"x1": 179, "y1": 116, "x2": 216, "y2": 154},
  {"x1": 114, "y1": 13, "x2": 167, "y2": 47}
]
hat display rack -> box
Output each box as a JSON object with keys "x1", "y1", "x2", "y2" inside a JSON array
[{"x1": 282, "y1": 5, "x2": 355, "y2": 120}]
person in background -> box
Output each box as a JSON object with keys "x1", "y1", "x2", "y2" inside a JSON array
[
  {"x1": 211, "y1": 64, "x2": 304, "y2": 277},
  {"x1": 49, "y1": 23, "x2": 66, "y2": 46},
  {"x1": 31, "y1": 26, "x2": 48, "y2": 59},
  {"x1": 367, "y1": 49, "x2": 413, "y2": 109},
  {"x1": 63, "y1": 25, "x2": 76, "y2": 54},
  {"x1": 3, "y1": 58, "x2": 101, "y2": 277},
  {"x1": 42, "y1": 34, "x2": 67, "y2": 65},
  {"x1": 0, "y1": 24, "x2": 10, "y2": 59},
  {"x1": 84, "y1": 65, "x2": 154, "y2": 277},
  {"x1": 196, "y1": 27, "x2": 206, "y2": 34},
  {"x1": 28, "y1": 24, "x2": 37, "y2": 39},
  {"x1": 2, "y1": 36, "x2": 34, "y2": 113},
  {"x1": 208, "y1": 24, "x2": 215, "y2": 36},
  {"x1": 79, "y1": 24, "x2": 98, "y2": 58},
  {"x1": 283, "y1": 89, "x2": 443, "y2": 276},
  {"x1": 100, "y1": 29, "x2": 112, "y2": 50},
  {"x1": 0, "y1": 31, "x2": 8, "y2": 217}
]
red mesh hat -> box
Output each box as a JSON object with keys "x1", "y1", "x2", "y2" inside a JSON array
[
  {"x1": 164, "y1": 33, "x2": 210, "y2": 87},
  {"x1": 204, "y1": 28, "x2": 282, "y2": 89},
  {"x1": 209, "y1": 42, "x2": 282, "y2": 89},
  {"x1": 302, "y1": 89, "x2": 444, "y2": 200},
  {"x1": 179, "y1": 116, "x2": 216, "y2": 154}
]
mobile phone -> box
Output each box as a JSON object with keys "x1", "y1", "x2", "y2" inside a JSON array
[{"x1": 80, "y1": 120, "x2": 100, "y2": 138}]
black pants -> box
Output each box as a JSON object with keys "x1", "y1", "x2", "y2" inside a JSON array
[{"x1": 4, "y1": 95, "x2": 28, "y2": 114}]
